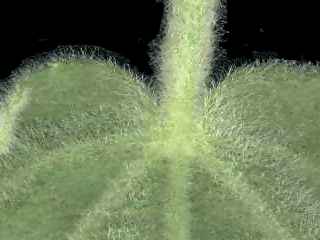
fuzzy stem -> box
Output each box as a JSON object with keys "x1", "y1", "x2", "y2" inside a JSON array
[{"x1": 149, "y1": 1, "x2": 220, "y2": 239}]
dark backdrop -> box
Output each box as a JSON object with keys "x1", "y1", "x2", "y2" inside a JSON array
[{"x1": 0, "y1": 0, "x2": 319, "y2": 89}]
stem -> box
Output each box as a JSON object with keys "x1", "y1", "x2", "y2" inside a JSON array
[{"x1": 147, "y1": 0, "x2": 220, "y2": 239}]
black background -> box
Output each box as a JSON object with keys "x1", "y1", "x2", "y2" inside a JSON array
[{"x1": 0, "y1": 0, "x2": 319, "y2": 89}]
